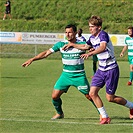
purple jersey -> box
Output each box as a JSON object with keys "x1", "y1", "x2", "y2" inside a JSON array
[
  {"x1": 87, "y1": 30, "x2": 118, "y2": 71},
  {"x1": 76, "y1": 36, "x2": 86, "y2": 42}
]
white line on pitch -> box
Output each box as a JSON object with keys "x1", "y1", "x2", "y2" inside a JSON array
[{"x1": 0, "y1": 118, "x2": 133, "y2": 126}]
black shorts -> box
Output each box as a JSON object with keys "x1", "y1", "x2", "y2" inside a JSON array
[{"x1": 5, "y1": 9, "x2": 11, "y2": 14}]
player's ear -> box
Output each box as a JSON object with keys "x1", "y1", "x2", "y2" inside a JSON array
[{"x1": 98, "y1": 26, "x2": 102, "y2": 30}]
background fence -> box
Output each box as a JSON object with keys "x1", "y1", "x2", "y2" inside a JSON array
[
  {"x1": 0, "y1": 44, "x2": 62, "y2": 59},
  {"x1": 0, "y1": 44, "x2": 128, "y2": 61}
]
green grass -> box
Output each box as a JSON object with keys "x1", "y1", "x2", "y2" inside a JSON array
[
  {"x1": 1, "y1": 58, "x2": 133, "y2": 133},
  {"x1": 0, "y1": 0, "x2": 133, "y2": 33}
]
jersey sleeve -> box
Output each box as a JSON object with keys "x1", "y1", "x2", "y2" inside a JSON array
[
  {"x1": 83, "y1": 37, "x2": 86, "y2": 42},
  {"x1": 124, "y1": 37, "x2": 128, "y2": 45},
  {"x1": 100, "y1": 32, "x2": 109, "y2": 43},
  {"x1": 86, "y1": 39, "x2": 92, "y2": 47},
  {"x1": 49, "y1": 41, "x2": 65, "y2": 52}
]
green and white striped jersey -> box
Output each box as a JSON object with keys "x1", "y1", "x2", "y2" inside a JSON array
[
  {"x1": 49, "y1": 41, "x2": 86, "y2": 73},
  {"x1": 125, "y1": 37, "x2": 133, "y2": 56}
]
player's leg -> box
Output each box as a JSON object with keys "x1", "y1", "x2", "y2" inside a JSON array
[
  {"x1": 128, "y1": 64, "x2": 133, "y2": 85},
  {"x1": 3, "y1": 10, "x2": 8, "y2": 20},
  {"x1": 8, "y1": 10, "x2": 12, "y2": 20},
  {"x1": 105, "y1": 66, "x2": 133, "y2": 108},
  {"x1": 51, "y1": 89, "x2": 64, "y2": 119},
  {"x1": 73, "y1": 72, "x2": 100, "y2": 116},
  {"x1": 89, "y1": 86, "x2": 110, "y2": 123},
  {"x1": 106, "y1": 93, "x2": 133, "y2": 107},
  {"x1": 106, "y1": 93, "x2": 133, "y2": 119},
  {"x1": 51, "y1": 72, "x2": 70, "y2": 119},
  {"x1": 89, "y1": 69, "x2": 110, "y2": 124},
  {"x1": 127, "y1": 57, "x2": 133, "y2": 85},
  {"x1": 105, "y1": 66, "x2": 133, "y2": 119},
  {"x1": 3, "y1": 13, "x2": 7, "y2": 20},
  {"x1": 84, "y1": 90, "x2": 100, "y2": 113},
  {"x1": 8, "y1": 14, "x2": 12, "y2": 20}
]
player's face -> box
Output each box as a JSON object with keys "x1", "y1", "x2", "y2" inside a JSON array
[
  {"x1": 65, "y1": 28, "x2": 76, "y2": 41},
  {"x1": 128, "y1": 29, "x2": 133, "y2": 37},
  {"x1": 77, "y1": 30, "x2": 81, "y2": 35},
  {"x1": 89, "y1": 23, "x2": 101, "y2": 36}
]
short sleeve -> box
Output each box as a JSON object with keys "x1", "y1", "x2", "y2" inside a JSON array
[
  {"x1": 86, "y1": 39, "x2": 92, "y2": 47},
  {"x1": 100, "y1": 32, "x2": 109, "y2": 43},
  {"x1": 51, "y1": 41, "x2": 65, "y2": 52}
]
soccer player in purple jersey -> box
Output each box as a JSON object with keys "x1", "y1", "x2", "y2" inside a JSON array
[{"x1": 63, "y1": 16, "x2": 133, "y2": 124}]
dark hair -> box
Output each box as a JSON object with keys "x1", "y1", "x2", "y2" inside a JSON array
[
  {"x1": 78, "y1": 28, "x2": 83, "y2": 33},
  {"x1": 65, "y1": 24, "x2": 77, "y2": 32},
  {"x1": 128, "y1": 26, "x2": 133, "y2": 30}
]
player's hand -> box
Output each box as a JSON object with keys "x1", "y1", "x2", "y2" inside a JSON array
[
  {"x1": 22, "y1": 59, "x2": 33, "y2": 67},
  {"x1": 80, "y1": 52, "x2": 93, "y2": 59},
  {"x1": 62, "y1": 44, "x2": 69, "y2": 50},
  {"x1": 62, "y1": 43, "x2": 73, "y2": 50},
  {"x1": 80, "y1": 54, "x2": 89, "y2": 59},
  {"x1": 120, "y1": 53, "x2": 123, "y2": 57},
  {"x1": 89, "y1": 48, "x2": 95, "y2": 52}
]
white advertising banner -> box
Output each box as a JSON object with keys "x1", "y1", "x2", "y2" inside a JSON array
[
  {"x1": 22, "y1": 32, "x2": 64, "y2": 44},
  {"x1": 109, "y1": 34, "x2": 128, "y2": 46},
  {"x1": 0, "y1": 31, "x2": 127, "y2": 46},
  {"x1": 0, "y1": 32, "x2": 22, "y2": 44}
]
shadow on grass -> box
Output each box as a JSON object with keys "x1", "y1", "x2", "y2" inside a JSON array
[
  {"x1": 119, "y1": 76, "x2": 129, "y2": 79},
  {"x1": 108, "y1": 116, "x2": 133, "y2": 124},
  {"x1": 63, "y1": 117, "x2": 98, "y2": 121},
  {"x1": 111, "y1": 116, "x2": 131, "y2": 120},
  {"x1": 62, "y1": 116, "x2": 133, "y2": 124}
]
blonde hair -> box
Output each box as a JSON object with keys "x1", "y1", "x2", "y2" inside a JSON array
[{"x1": 89, "y1": 15, "x2": 102, "y2": 26}]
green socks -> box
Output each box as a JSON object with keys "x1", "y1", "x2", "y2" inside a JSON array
[
  {"x1": 52, "y1": 98, "x2": 63, "y2": 115},
  {"x1": 129, "y1": 71, "x2": 133, "y2": 82}
]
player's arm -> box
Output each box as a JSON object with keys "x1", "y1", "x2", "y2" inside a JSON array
[
  {"x1": 120, "y1": 45, "x2": 128, "y2": 57},
  {"x1": 5, "y1": 2, "x2": 9, "y2": 6},
  {"x1": 80, "y1": 42, "x2": 106, "y2": 59},
  {"x1": 90, "y1": 42, "x2": 106, "y2": 55},
  {"x1": 22, "y1": 50, "x2": 52, "y2": 67},
  {"x1": 62, "y1": 42, "x2": 91, "y2": 50}
]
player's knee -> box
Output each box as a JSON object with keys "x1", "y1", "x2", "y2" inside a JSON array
[
  {"x1": 52, "y1": 94, "x2": 59, "y2": 100},
  {"x1": 89, "y1": 91, "x2": 95, "y2": 98},
  {"x1": 106, "y1": 96, "x2": 114, "y2": 102},
  {"x1": 107, "y1": 98, "x2": 114, "y2": 102},
  {"x1": 85, "y1": 94, "x2": 92, "y2": 100}
]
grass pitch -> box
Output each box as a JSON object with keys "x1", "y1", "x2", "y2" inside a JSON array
[{"x1": 0, "y1": 58, "x2": 133, "y2": 133}]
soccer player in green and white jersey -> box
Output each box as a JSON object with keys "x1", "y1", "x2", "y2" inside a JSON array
[
  {"x1": 22, "y1": 24, "x2": 99, "y2": 120},
  {"x1": 120, "y1": 26, "x2": 133, "y2": 86}
]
